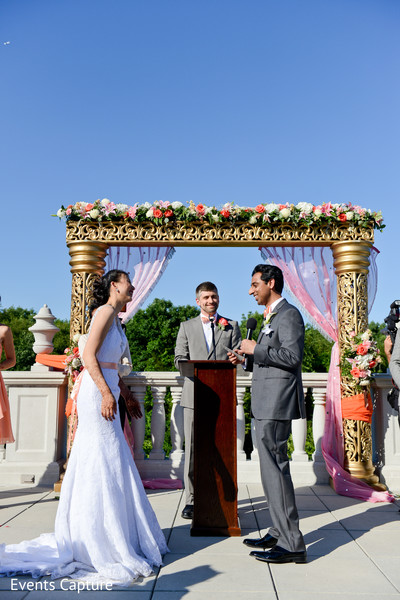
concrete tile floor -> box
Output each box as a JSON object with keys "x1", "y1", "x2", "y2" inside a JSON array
[{"x1": 1, "y1": 483, "x2": 400, "y2": 599}]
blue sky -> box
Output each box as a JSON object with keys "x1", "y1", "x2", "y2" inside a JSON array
[{"x1": 0, "y1": 0, "x2": 399, "y2": 328}]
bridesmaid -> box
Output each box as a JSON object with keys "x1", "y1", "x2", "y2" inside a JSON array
[{"x1": 0, "y1": 321, "x2": 16, "y2": 444}]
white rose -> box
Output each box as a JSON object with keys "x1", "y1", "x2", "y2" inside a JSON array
[
  {"x1": 100, "y1": 198, "x2": 111, "y2": 206},
  {"x1": 212, "y1": 214, "x2": 220, "y2": 222},
  {"x1": 264, "y1": 203, "x2": 279, "y2": 214},
  {"x1": 72, "y1": 333, "x2": 81, "y2": 343},
  {"x1": 313, "y1": 208, "x2": 322, "y2": 217},
  {"x1": 171, "y1": 201, "x2": 183, "y2": 209},
  {"x1": 146, "y1": 208, "x2": 153, "y2": 218},
  {"x1": 280, "y1": 208, "x2": 291, "y2": 218},
  {"x1": 296, "y1": 202, "x2": 313, "y2": 214},
  {"x1": 72, "y1": 358, "x2": 81, "y2": 368},
  {"x1": 57, "y1": 208, "x2": 66, "y2": 218},
  {"x1": 115, "y1": 203, "x2": 128, "y2": 212},
  {"x1": 89, "y1": 209, "x2": 100, "y2": 219},
  {"x1": 346, "y1": 211, "x2": 354, "y2": 220},
  {"x1": 249, "y1": 215, "x2": 257, "y2": 224},
  {"x1": 142, "y1": 202, "x2": 151, "y2": 209}
]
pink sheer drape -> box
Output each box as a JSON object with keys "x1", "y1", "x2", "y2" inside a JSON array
[
  {"x1": 106, "y1": 246, "x2": 175, "y2": 324},
  {"x1": 260, "y1": 246, "x2": 394, "y2": 502},
  {"x1": 106, "y1": 245, "x2": 182, "y2": 490}
]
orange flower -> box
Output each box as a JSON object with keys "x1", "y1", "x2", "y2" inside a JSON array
[
  {"x1": 165, "y1": 209, "x2": 173, "y2": 218},
  {"x1": 86, "y1": 203, "x2": 94, "y2": 211},
  {"x1": 196, "y1": 204, "x2": 205, "y2": 215},
  {"x1": 255, "y1": 204, "x2": 265, "y2": 213},
  {"x1": 153, "y1": 208, "x2": 162, "y2": 218},
  {"x1": 220, "y1": 209, "x2": 230, "y2": 218},
  {"x1": 338, "y1": 213, "x2": 347, "y2": 222}
]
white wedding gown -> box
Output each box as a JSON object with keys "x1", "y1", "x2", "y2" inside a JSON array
[{"x1": 0, "y1": 309, "x2": 168, "y2": 586}]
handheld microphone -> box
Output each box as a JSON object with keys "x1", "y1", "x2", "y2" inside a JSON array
[
  {"x1": 246, "y1": 317, "x2": 257, "y2": 340},
  {"x1": 244, "y1": 317, "x2": 257, "y2": 369}
]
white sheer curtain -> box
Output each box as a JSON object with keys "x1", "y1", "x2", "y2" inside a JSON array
[
  {"x1": 260, "y1": 246, "x2": 393, "y2": 502},
  {"x1": 106, "y1": 246, "x2": 175, "y2": 323}
]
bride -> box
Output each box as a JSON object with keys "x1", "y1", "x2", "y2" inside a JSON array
[{"x1": 0, "y1": 270, "x2": 168, "y2": 586}]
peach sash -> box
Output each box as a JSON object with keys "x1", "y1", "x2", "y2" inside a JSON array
[{"x1": 0, "y1": 371, "x2": 15, "y2": 444}]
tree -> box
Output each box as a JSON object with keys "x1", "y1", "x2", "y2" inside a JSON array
[
  {"x1": 368, "y1": 321, "x2": 388, "y2": 372},
  {"x1": 53, "y1": 319, "x2": 70, "y2": 356},
  {"x1": 125, "y1": 298, "x2": 199, "y2": 372},
  {"x1": 0, "y1": 306, "x2": 36, "y2": 371},
  {"x1": 302, "y1": 324, "x2": 333, "y2": 373}
]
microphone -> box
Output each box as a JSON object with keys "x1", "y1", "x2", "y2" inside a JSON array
[
  {"x1": 246, "y1": 317, "x2": 257, "y2": 340},
  {"x1": 244, "y1": 317, "x2": 257, "y2": 369}
]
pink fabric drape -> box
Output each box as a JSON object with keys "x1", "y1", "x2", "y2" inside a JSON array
[
  {"x1": 260, "y1": 246, "x2": 394, "y2": 502},
  {"x1": 106, "y1": 245, "x2": 182, "y2": 489},
  {"x1": 106, "y1": 246, "x2": 175, "y2": 324}
]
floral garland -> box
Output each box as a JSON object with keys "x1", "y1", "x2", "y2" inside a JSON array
[
  {"x1": 340, "y1": 329, "x2": 382, "y2": 392},
  {"x1": 55, "y1": 199, "x2": 384, "y2": 231},
  {"x1": 64, "y1": 334, "x2": 84, "y2": 385}
]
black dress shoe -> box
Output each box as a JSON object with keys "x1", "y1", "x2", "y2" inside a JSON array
[
  {"x1": 243, "y1": 533, "x2": 278, "y2": 549},
  {"x1": 250, "y1": 545, "x2": 307, "y2": 564},
  {"x1": 181, "y1": 504, "x2": 194, "y2": 519}
]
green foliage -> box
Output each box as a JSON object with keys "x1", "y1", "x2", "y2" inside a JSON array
[
  {"x1": 52, "y1": 319, "x2": 70, "y2": 355},
  {"x1": 125, "y1": 298, "x2": 199, "y2": 371},
  {"x1": 368, "y1": 321, "x2": 388, "y2": 372},
  {"x1": 303, "y1": 324, "x2": 333, "y2": 373},
  {"x1": 0, "y1": 306, "x2": 36, "y2": 371}
]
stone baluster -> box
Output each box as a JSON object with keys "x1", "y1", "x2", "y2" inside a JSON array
[
  {"x1": 169, "y1": 386, "x2": 184, "y2": 459},
  {"x1": 130, "y1": 384, "x2": 147, "y2": 461},
  {"x1": 250, "y1": 418, "x2": 259, "y2": 460},
  {"x1": 291, "y1": 409, "x2": 308, "y2": 462},
  {"x1": 312, "y1": 388, "x2": 326, "y2": 462},
  {"x1": 236, "y1": 386, "x2": 247, "y2": 460},
  {"x1": 149, "y1": 386, "x2": 167, "y2": 460}
]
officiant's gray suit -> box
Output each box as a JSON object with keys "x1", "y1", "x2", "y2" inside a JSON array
[
  {"x1": 174, "y1": 315, "x2": 241, "y2": 503},
  {"x1": 248, "y1": 298, "x2": 306, "y2": 553}
]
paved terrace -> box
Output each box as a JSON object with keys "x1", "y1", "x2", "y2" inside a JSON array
[{"x1": 1, "y1": 483, "x2": 400, "y2": 599}]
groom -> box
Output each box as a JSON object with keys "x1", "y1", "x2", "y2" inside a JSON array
[
  {"x1": 174, "y1": 281, "x2": 241, "y2": 520},
  {"x1": 228, "y1": 264, "x2": 307, "y2": 564}
]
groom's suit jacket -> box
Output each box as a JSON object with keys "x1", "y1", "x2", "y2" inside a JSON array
[
  {"x1": 174, "y1": 314, "x2": 242, "y2": 409},
  {"x1": 248, "y1": 299, "x2": 305, "y2": 421}
]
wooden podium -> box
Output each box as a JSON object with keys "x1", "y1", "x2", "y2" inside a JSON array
[{"x1": 180, "y1": 360, "x2": 240, "y2": 537}]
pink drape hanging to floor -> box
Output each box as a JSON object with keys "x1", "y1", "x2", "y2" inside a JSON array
[
  {"x1": 106, "y1": 245, "x2": 181, "y2": 489},
  {"x1": 260, "y1": 246, "x2": 394, "y2": 502}
]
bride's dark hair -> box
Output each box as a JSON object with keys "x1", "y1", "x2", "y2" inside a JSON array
[{"x1": 89, "y1": 270, "x2": 129, "y2": 316}]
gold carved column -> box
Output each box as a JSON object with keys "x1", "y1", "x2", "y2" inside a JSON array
[
  {"x1": 332, "y1": 240, "x2": 383, "y2": 489},
  {"x1": 68, "y1": 241, "x2": 109, "y2": 338}
]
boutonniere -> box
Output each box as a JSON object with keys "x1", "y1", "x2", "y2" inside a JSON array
[
  {"x1": 217, "y1": 317, "x2": 229, "y2": 331},
  {"x1": 262, "y1": 312, "x2": 276, "y2": 335}
]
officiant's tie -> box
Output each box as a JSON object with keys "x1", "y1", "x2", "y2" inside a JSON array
[{"x1": 209, "y1": 316, "x2": 216, "y2": 359}]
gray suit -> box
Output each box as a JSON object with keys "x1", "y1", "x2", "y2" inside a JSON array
[
  {"x1": 247, "y1": 299, "x2": 306, "y2": 552},
  {"x1": 174, "y1": 314, "x2": 241, "y2": 503}
]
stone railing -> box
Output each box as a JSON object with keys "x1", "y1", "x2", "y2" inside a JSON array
[
  {"x1": 123, "y1": 369, "x2": 330, "y2": 485},
  {"x1": 3, "y1": 367, "x2": 400, "y2": 492}
]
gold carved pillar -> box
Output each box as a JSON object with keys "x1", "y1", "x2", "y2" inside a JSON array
[
  {"x1": 68, "y1": 241, "x2": 109, "y2": 338},
  {"x1": 332, "y1": 240, "x2": 383, "y2": 488}
]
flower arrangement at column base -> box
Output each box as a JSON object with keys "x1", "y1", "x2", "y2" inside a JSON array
[{"x1": 340, "y1": 331, "x2": 387, "y2": 491}]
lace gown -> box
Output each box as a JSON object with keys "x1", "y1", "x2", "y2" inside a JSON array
[{"x1": 0, "y1": 310, "x2": 168, "y2": 586}]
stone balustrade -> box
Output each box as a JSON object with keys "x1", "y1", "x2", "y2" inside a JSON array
[{"x1": 2, "y1": 368, "x2": 400, "y2": 492}]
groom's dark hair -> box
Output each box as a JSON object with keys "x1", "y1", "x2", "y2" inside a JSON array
[
  {"x1": 196, "y1": 281, "x2": 218, "y2": 298},
  {"x1": 252, "y1": 264, "x2": 284, "y2": 294}
]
